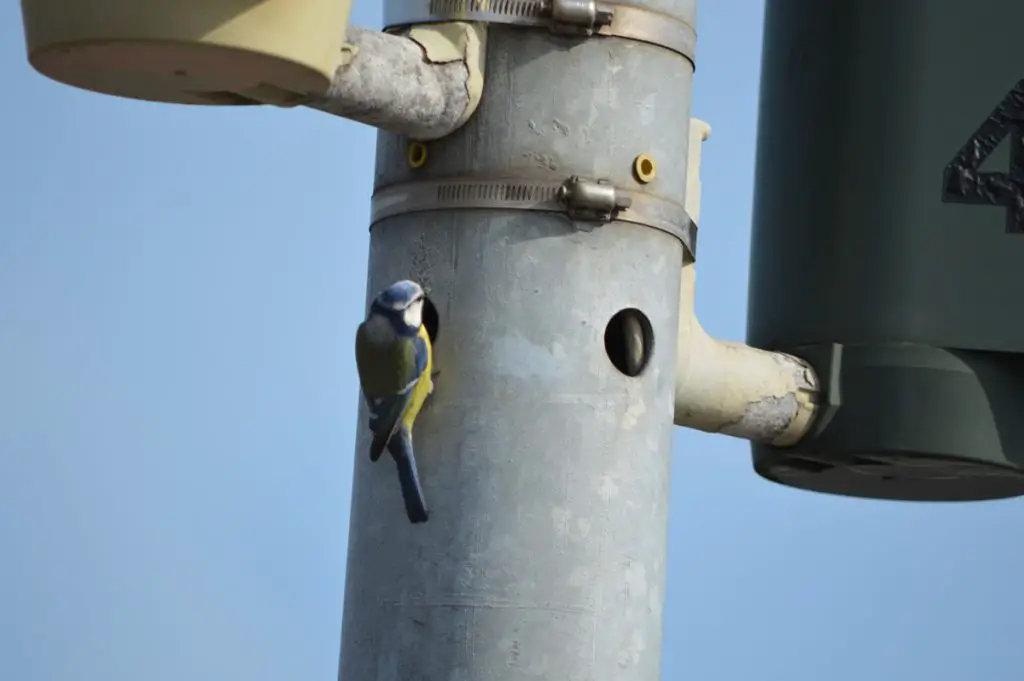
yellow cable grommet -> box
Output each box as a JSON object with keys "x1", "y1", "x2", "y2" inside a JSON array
[
  {"x1": 633, "y1": 153, "x2": 657, "y2": 183},
  {"x1": 407, "y1": 141, "x2": 428, "y2": 169}
]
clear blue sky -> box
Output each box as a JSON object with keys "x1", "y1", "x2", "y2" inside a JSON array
[{"x1": 3, "y1": 2, "x2": 1023, "y2": 680}]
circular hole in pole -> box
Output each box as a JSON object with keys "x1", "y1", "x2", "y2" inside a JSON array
[
  {"x1": 422, "y1": 295, "x2": 440, "y2": 343},
  {"x1": 604, "y1": 308, "x2": 654, "y2": 377}
]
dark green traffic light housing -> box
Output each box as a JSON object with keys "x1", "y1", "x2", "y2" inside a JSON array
[{"x1": 746, "y1": 0, "x2": 1024, "y2": 501}]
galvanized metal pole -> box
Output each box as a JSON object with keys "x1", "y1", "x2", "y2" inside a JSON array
[{"x1": 340, "y1": 2, "x2": 697, "y2": 679}]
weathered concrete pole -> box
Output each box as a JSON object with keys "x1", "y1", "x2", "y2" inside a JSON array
[{"x1": 339, "y1": 1, "x2": 697, "y2": 679}]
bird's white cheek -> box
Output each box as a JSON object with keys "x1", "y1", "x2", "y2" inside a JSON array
[{"x1": 404, "y1": 304, "x2": 423, "y2": 329}]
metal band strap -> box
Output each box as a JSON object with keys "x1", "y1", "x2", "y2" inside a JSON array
[
  {"x1": 370, "y1": 178, "x2": 697, "y2": 258},
  {"x1": 384, "y1": 0, "x2": 697, "y2": 65}
]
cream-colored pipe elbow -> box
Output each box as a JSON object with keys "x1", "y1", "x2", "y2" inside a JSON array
[
  {"x1": 307, "y1": 22, "x2": 487, "y2": 140},
  {"x1": 673, "y1": 119, "x2": 819, "y2": 446}
]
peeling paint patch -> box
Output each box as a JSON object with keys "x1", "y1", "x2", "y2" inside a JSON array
[
  {"x1": 649, "y1": 583, "x2": 662, "y2": 618},
  {"x1": 721, "y1": 394, "x2": 797, "y2": 440},
  {"x1": 621, "y1": 397, "x2": 647, "y2": 430},
  {"x1": 523, "y1": 151, "x2": 558, "y2": 170},
  {"x1": 497, "y1": 636, "x2": 522, "y2": 667},
  {"x1": 617, "y1": 630, "x2": 646, "y2": 668},
  {"x1": 607, "y1": 49, "x2": 623, "y2": 75},
  {"x1": 576, "y1": 517, "x2": 591, "y2": 538},
  {"x1": 567, "y1": 566, "x2": 590, "y2": 588},
  {"x1": 489, "y1": 332, "x2": 568, "y2": 379},
  {"x1": 597, "y1": 474, "x2": 619, "y2": 501},
  {"x1": 647, "y1": 253, "x2": 667, "y2": 275},
  {"x1": 623, "y1": 561, "x2": 648, "y2": 599},
  {"x1": 551, "y1": 506, "x2": 571, "y2": 536},
  {"x1": 638, "y1": 92, "x2": 657, "y2": 126}
]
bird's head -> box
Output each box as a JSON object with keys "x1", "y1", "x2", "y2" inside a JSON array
[{"x1": 371, "y1": 279, "x2": 426, "y2": 334}]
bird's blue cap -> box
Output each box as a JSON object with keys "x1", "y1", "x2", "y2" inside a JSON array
[{"x1": 375, "y1": 279, "x2": 424, "y2": 311}]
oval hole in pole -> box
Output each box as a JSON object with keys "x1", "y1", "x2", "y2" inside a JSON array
[
  {"x1": 604, "y1": 308, "x2": 653, "y2": 377},
  {"x1": 422, "y1": 294, "x2": 440, "y2": 343}
]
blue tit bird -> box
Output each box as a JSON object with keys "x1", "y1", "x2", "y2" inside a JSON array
[{"x1": 354, "y1": 279, "x2": 434, "y2": 524}]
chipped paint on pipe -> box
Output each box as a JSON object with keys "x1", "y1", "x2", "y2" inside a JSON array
[
  {"x1": 673, "y1": 119, "x2": 820, "y2": 446},
  {"x1": 305, "y1": 23, "x2": 486, "y2": 140}
]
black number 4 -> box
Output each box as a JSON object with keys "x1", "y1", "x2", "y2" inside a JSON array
[{"x1": 942, "y1": 78, "x2": 1024, "y2": 233}]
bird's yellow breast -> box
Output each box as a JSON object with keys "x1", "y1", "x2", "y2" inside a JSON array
[{"x1": 401, "y1": 324, "x2": 433, "y2": 430}]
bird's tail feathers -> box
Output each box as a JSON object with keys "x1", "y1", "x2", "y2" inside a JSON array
[
  {"x1": 389, "y1": 429, "x2": 429, "y2": 524},
  {"x1": 369, "y1": 426, "x2": 396, "y2": 462}
]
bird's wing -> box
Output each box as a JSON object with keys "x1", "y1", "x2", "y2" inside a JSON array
[
  {"x1": 411, "y1": 333, "x2": 429, "y2": 378},
  {"x1": 367, "y1": 335, "x2": 429, "y2": 462}
]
